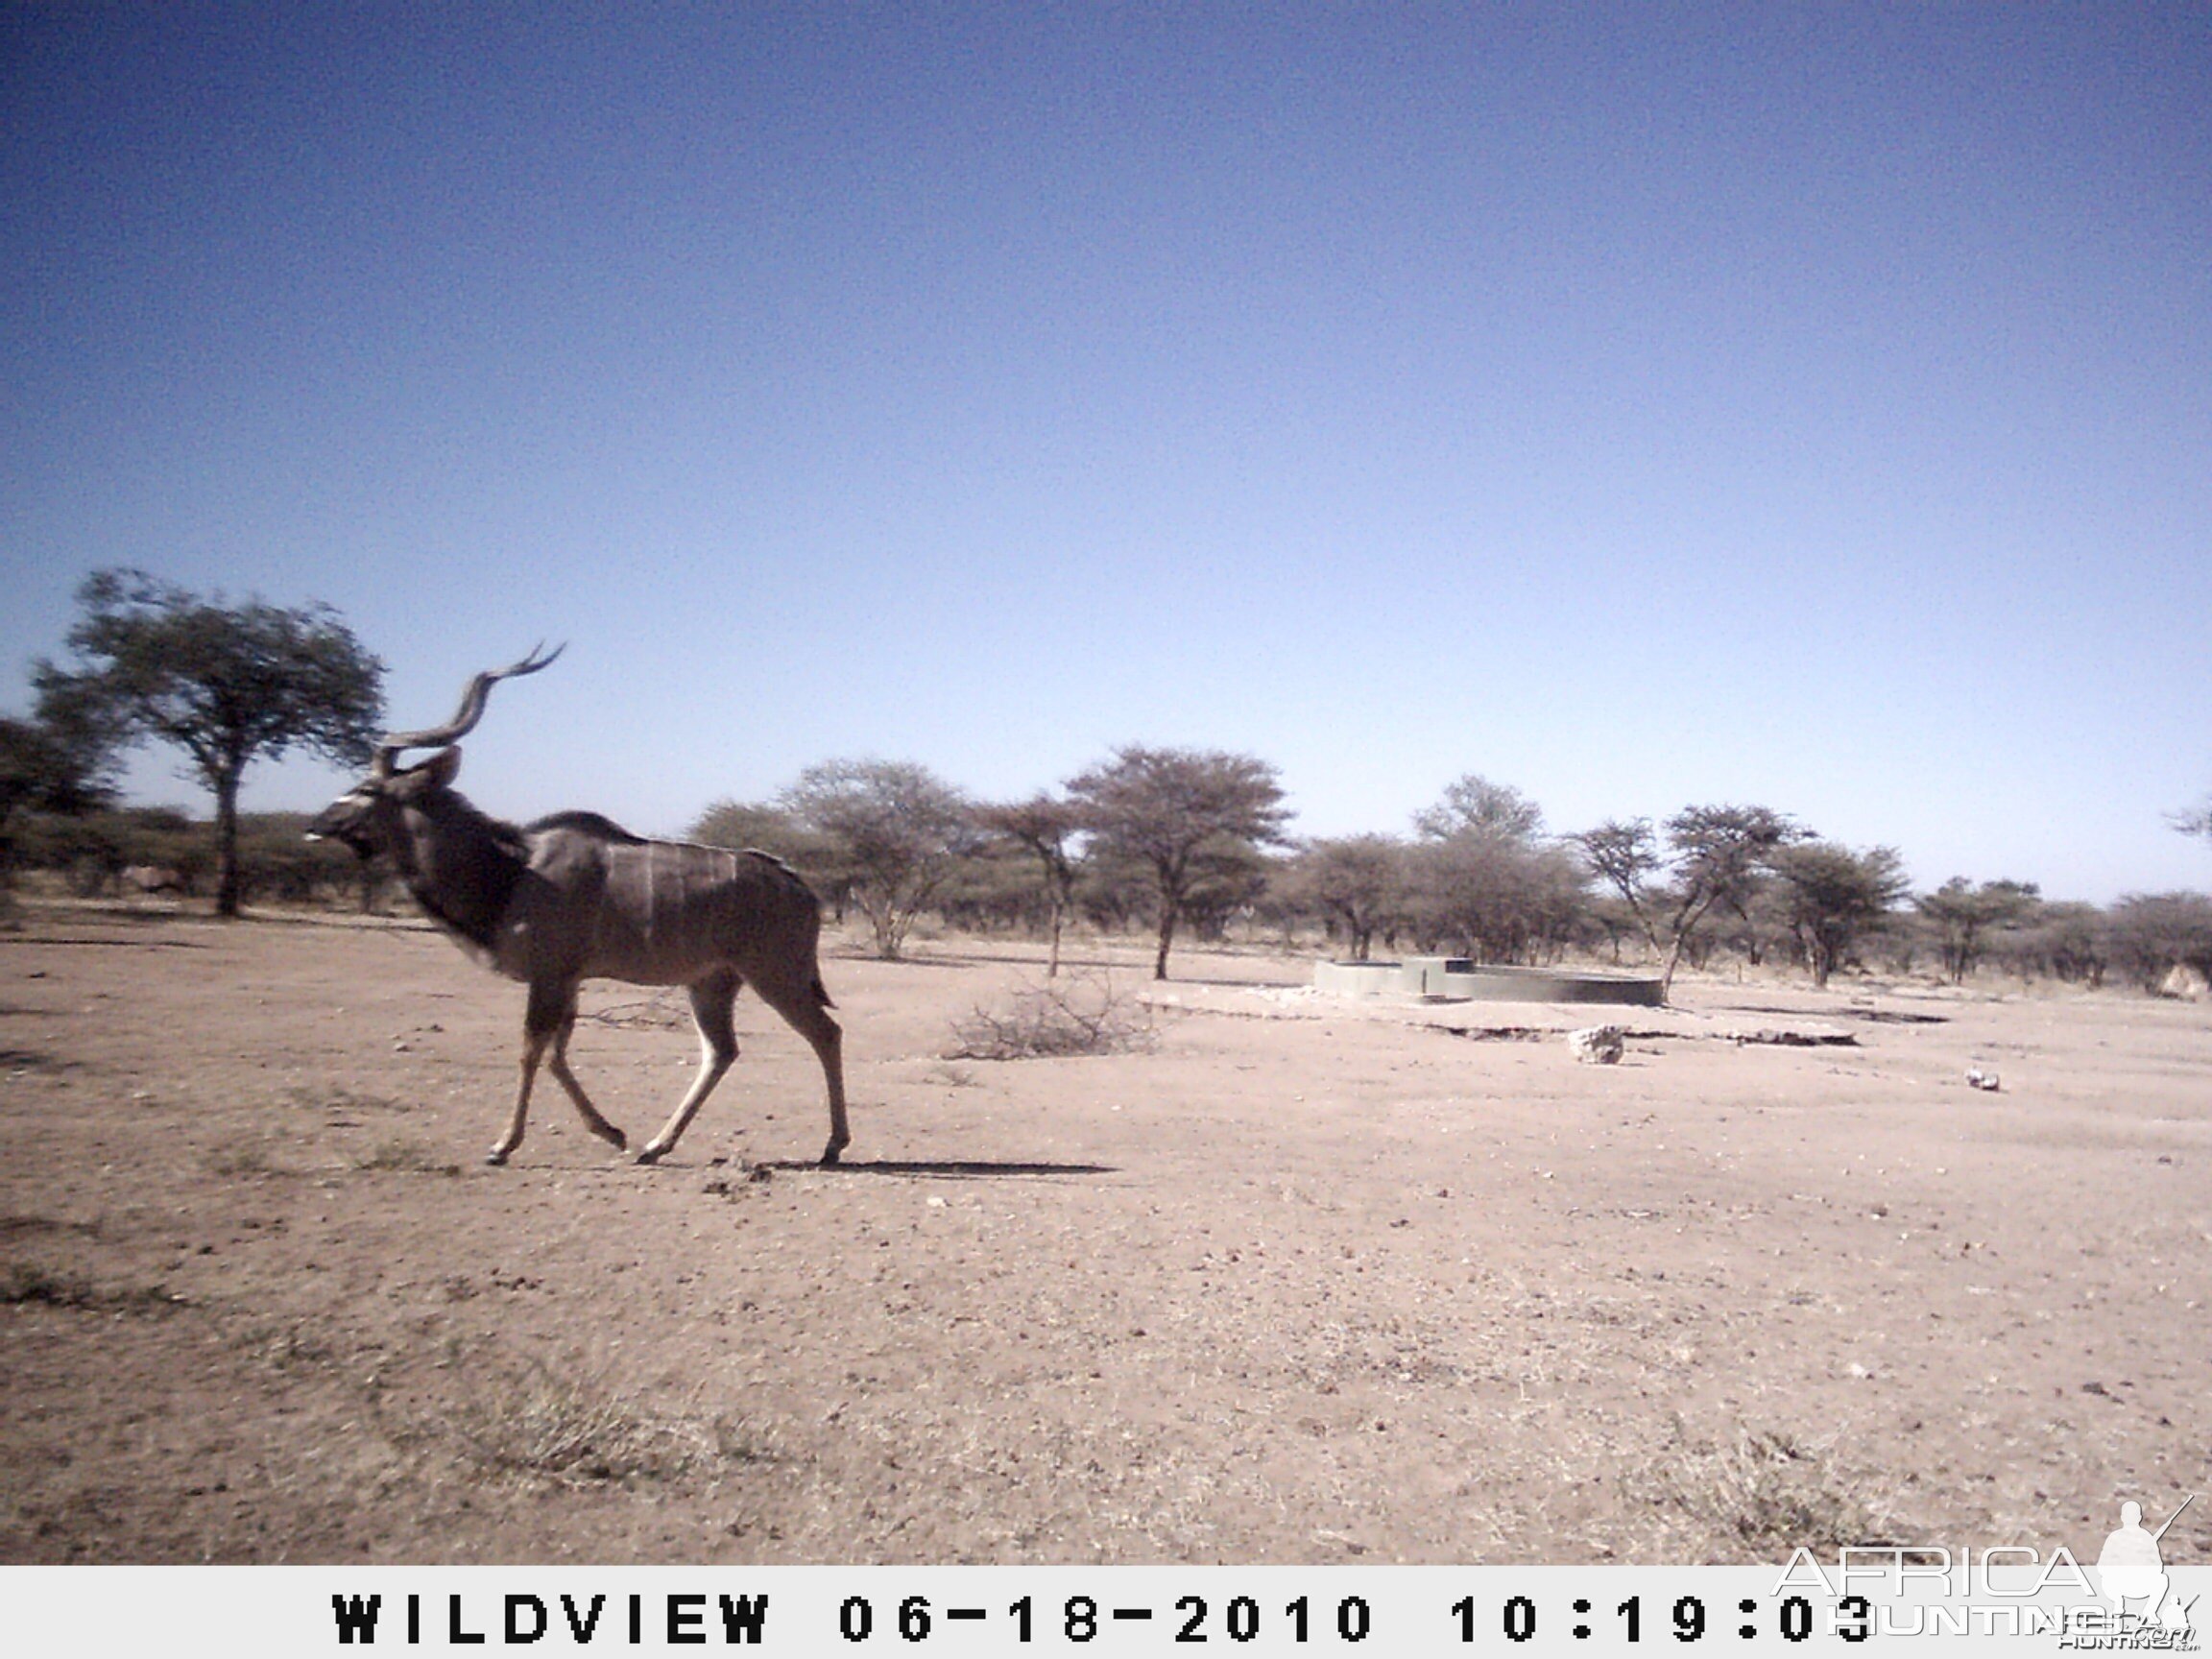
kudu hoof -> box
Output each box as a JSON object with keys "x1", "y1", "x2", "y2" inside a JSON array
[
  {"x1": 485, "y1": 1148, "x2": 511, "y2": 1167},
  {"x1": 635, "y1": 1144, "x2": 666, "y2": 1166},
  {"x1": 820, "y1": 1143, "x2": 845, "y2": 1167}
]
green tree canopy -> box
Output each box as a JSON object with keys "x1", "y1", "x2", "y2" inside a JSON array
[
  {"x1": 1575, "y1": 805, "x2": 1803, "y2": 999},
  {"x1": 1769, "y1": 841, "x2": 1910, "y2": 988},
  {"x1": 1288, "y1": 833, "x2": 1407, "y2": 962},
  {"x1": 33, "y1": 568, "x2": 384, "y2": 916},
  {"x1": 0, "y1": 714, "x2": 111, "y2": 824},
  {"x1": 0, "y1": 712, "x2": 116, "y2": 895},
  {"x1": 780, "y1": 758, "x2": 975, "y2": 959},
  {"x1": 2103, "y1": 891, "x2": 2212, "y2": 991},
  {"x1": 1914, "y1": 877, "x2": 2042, "y2": 983},
  {"x1": 1411, "y1": 774, "x2": 1546, "y2": 843},
  {"x1": 1066, "y1": 745, "x2": 1290, "y2": 979}
]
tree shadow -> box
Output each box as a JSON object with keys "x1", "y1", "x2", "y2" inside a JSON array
[
  {"x1": 1153, "y1": 974, "x2": 1304, "y2": 991},
  {"x1": 1725, "y1": 1001, "x2": 1948, "y2": 1024},
  {"x1": 0, "y1": 1047, "x2": 79, "y2": 1074},
  {"x1": 824, "y1": 951, "x2": 982, "y2": 970},
  {"x1": 949, "y1": 951, "x2": 1180, "y2": 977}
]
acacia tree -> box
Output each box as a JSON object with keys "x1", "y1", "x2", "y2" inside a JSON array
[
  {"x1": 1915, "y1": 878, "x2": 2042, "y2": 983},
  {"x1": 0, "y1": 713, "x2": 114, "y2": 898},
  {"x1": 974, "y1": 793, "x2": 1082, "y2": 976},
  {"x1": 0, "y1": 715, "x2": 110, "y2": 827},
  {"x1": 33, "y1": 570, "x2": 383, "y2": 917},
  {"x1": 1574, "y1": 805, "x2": 1802, "y2": 999},
  {"x1": 1998, "y1": 900, "x2": 2106, "y2": 986},
  {"x1": 1768, "y1": 842, "x2": 1909, "y2": 988},
  {"x1": 1573, "y1": 819, "x2": 1666, "y2": 951},
  {"x1": 1065, "y1": 745, "x2": 1289, "y2": 979},
  {"x1": 1291, "y1": 834, "x2": 1406, "y2": 961},
  {"x1": 2103, "y1": 892, "x2": 2212, "y2": 991},
  {"x1": 1404, "y1": 778, "x2": 1585, "y2": 963},
  {"x1": 1411, "y1": 775, "x2": 1546, "y2": 842},
  {"x1": 781, "y1": 758, "x2": 974, "y2": 959}
]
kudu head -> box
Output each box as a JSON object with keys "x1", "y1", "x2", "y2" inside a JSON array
[{"x1": 306, "y1": 643, "x2": 564, "y2": 855}]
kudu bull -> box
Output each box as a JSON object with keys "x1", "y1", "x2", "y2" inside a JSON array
[{"x1": 307, "y1": 647, "x2": 849, "y2": 1167}]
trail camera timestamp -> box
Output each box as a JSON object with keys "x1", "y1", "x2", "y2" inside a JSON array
[
  {"x1": 1457, "y1": 1592, "x2": 1872, "y2": 1644},
  {"x1": 837, "y1": 1592, "x2": 1375, "y2": 1645}
]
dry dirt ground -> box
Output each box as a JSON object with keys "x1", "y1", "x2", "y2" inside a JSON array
[{"x1": 2, "y1": 902, "x2": 2205, "y2": 1566}]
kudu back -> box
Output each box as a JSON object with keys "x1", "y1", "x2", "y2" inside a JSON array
[{"x1": 308, "y1": 647, "x2": 849, "y2": 1166}]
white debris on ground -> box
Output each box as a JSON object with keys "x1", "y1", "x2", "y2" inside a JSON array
[
  {"x1": 1137, "y1": 981, "x2": 1855, "y2": 1047},
  {"x1": 1569, "y1": 1025, "x2": 1626, "y2": 1065}
]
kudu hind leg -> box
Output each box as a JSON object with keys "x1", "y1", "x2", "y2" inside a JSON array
[
  {"x1": 636, "y1": 974, "x2": 739, "y2": 1165},
  {"x1": 753, "y1": 970, "x2": 849, "y2": 1166}
]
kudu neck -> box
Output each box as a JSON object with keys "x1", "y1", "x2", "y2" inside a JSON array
[{"x1": 394, "y1": 786, "x2": 529, "y2": 952}]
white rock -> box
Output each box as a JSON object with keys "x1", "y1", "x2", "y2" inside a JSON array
[{"x1": 1568, "y1": 1025, "x2": 1625, "y2": 1065}]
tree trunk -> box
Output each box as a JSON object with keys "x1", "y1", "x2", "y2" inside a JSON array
[
  {"x1": 864, "y1": 891, "x2": 902, "y2": 960},
  {"x1": 1153, "y1": 901, "x2": 1178, "y2": 980},
  {"x1": 213, "y1": 768, "x2": 243, "y2": 917}
]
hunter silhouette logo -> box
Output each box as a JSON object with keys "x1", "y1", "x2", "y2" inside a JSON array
[{"x1": 2096, "y1": 1494, "x2": 2197, "y2": 1633}]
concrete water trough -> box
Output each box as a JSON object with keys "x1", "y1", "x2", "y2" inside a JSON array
[{"x1": 1313, "y1": 955, "x2": 1665, "y2": 1006}]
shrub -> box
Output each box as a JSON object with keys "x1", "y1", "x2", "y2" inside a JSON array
[
  {"x1": 945, "y1": 974, "x2": 1156, "y2": 1060},
  {"x1": 2103, "y1": 892, "x2": 2212, "y2": 992}
]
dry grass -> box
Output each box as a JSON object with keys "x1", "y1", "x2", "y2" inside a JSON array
[
  {"x1": 284, "y1": 1083, "x2": 411, "y2": 1116},
  {"x1": 350, "y1": 1136, "x2": 461, "y2": 1175},
  {"x1": 0, "y1": 1261, "x2": 180, "y2": 1313},
  {"x1": 425, "y1": 1361, "x2": 768, "y2": 1488},
  {"x1": 1625, "y1": 1418, "x2": 1912, "y2": 1562},
  {"x1": 233, "y1": 1318, "x2": 340, "y2": 1372},
  {"x1": 204, "y1": 1141, "x2": 283, "y2": 1177}
]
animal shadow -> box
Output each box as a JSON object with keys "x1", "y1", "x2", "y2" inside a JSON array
[{"x1": 761, "y1": 1157, "x2": 1118, "y2": 1182}]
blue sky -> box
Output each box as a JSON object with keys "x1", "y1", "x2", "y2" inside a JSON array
[{"x1": 5, "y1": 4, "x2": 2208, "y2": 902}]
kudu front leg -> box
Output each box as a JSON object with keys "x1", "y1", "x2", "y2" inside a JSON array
[
  {"x1": 490, "y1": 1022, "x2": 552, "y2": 1167},
  {"x1": 547, "y1": 1009, "x2": 629, "y2": 1153},
  {"x1": 491, "y1": 980, "x2": 626, "y2": 1166}
]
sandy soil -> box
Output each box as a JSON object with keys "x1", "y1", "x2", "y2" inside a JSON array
[{"x1": 2, "y1": 903, "x2": 2205, "y2": 1565}]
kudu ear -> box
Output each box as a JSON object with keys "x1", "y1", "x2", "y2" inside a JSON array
[{"x1": 392, "y1": 746, "x2": 463, "y2": 798}]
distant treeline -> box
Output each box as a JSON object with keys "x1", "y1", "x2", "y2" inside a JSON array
[
  {"x1": 7, "y1": 782, "x2": 2211, "y2": 998},
  {"x1": 8, "y1": 573, "x2": 2209, "y2": 992},
  {"x1": 4, "y1": 805, "x2": 377, "y2": 910},
  {"x1": 685, "y1": 765, "x2": 2212, "y2": 995}
]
